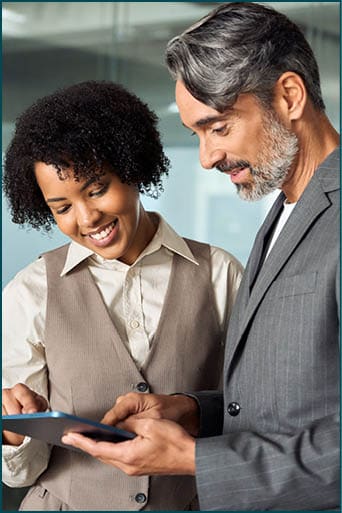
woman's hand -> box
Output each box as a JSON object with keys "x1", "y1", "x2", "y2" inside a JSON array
[{"x1": 2, "y1": 383, "x2": 48, "y2": 446}]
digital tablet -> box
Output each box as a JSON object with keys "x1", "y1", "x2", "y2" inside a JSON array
[{"x1": 2, "y1": 411, "x2": 135, "y2": 452}]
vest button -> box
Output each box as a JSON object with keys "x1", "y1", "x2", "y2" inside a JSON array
[
  {"x1": 136, "y1": 382, "x2": 148, "y2": 393},
  {"x1": 135, "y1": 493, "x2": 147, "y2": 504},
  {"x1": 227, "y1": 402, "x2": 241, "y2": 416}
]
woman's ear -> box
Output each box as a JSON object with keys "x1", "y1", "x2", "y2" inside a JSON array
[{"x1": 273, "y1": 71, "x2": 307, "y2": 122}]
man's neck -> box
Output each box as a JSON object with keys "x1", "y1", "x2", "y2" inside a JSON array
[{"x1": 282, "y1": 112, "x2": 339, "y2": 203}]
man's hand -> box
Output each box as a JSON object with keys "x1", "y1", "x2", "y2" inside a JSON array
[
  {"x1": 2, "y1": 383, "x2": 48, "y2": 446},
  {"x1": 101, "y1": 392, "x2": 200, "y2": 437},
  {"x1": 62, "y1": 417, "x2": 196, "y2": 476}
]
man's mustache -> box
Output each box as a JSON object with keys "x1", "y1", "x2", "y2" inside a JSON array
[{"x1": 216, "y1": 160, "x2": 250, "y2": 173}]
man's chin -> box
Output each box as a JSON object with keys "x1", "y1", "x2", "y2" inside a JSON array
[
  {"x1": 236, "y1": 183, "x2": 273, "y2": 202},
  {"x1": 236, "y1": 184, "x2": 258, "y2": 202}
]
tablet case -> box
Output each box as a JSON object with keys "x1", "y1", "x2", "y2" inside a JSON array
[{"x1": 2, "y1": 411, "x2": 135, "y2": 452}]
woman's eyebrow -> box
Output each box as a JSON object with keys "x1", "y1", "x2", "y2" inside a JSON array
[
  {"x1": 46, "y1": 195, "x2": 67, "y2": 203},
  {"x1": 46, "y1": 177, "x2": 100, "y2": 203}
]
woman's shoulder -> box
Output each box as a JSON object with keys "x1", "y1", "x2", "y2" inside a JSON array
[
  {"x1": 209, "y1": 245, "x2": 244, "y2": 275},
  {"x1": 183, "y1": 237, "x2": 244, "y2": 275},
  {"x1": 3, "y1": 257, "x2": 47, "y2": 301}
]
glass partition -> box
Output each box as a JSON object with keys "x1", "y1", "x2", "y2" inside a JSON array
[{"x1": 3, "y1": 1, "x2": 340, "y2": 286}]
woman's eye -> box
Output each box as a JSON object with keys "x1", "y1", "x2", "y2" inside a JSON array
[
  {"x1": 56, "y1": 205, "x2": 71, "y2": 215},
  {"x1": 89, "y1": 184, "x2": 108, "y2": 197}
]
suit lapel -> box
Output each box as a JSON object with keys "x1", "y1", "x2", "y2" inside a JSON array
[
  {"x1": 247, "y1": 192, "x2": 285, "y2": 292},
  {"x1": 226, "y1": 149, "x2": 339, "y2": 366},
  {"x1": 240, "y1": 179, "x2": 331, "y2": 338}
]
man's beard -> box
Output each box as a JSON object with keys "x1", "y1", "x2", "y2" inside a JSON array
[{"x1": 218, "y1": 109, "x2": 298, "y2": 201}]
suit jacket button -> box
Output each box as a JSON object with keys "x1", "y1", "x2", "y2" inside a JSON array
[
  {"x1": 136, "y1": 382, "x2": 148, "y2": 392},
  {"x1": 227, "y1": 402, "x2": 241, "y2": 416},
  {"x1": 135, "y1": 493, "x2": 147, "y2": 504}
]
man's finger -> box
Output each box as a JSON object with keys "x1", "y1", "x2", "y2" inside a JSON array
[
  {"x1": 117, "y1": 416, "x2": 142, "y2": 434},
  {"x1": 101, "y1": 393, "x2": 142, "y2": 425},
  {"x1": 62, "y1": 433, "x2": 127, "y2": 460},
  {"x1": 62, "y1": 433, "x2": 99, "y2": 452},
  {"x1": 119, "y1": 416, "x2": 166, "y2": 438}
]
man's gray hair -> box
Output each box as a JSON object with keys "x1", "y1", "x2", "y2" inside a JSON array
[{"x1": 165, "y1": 2, "x2": 325, "y2": 112}]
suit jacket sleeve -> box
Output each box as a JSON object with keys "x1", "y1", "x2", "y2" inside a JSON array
[
  {"x1": 187, "y1": 391, "x2": 224, "y2": 438},
  {"x1": 195, "y1": 413, "x2": 339, "y2": 510}
]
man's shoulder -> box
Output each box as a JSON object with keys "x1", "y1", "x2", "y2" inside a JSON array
[{"x1": 314, "y1": 146, "x2": 340, "y2": 192}]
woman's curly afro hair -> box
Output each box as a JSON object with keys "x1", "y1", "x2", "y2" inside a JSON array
[{"x1": 3, "y1": 80, "x2": 170, "y2": 231}]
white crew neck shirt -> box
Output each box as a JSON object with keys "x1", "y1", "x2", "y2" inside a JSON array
[{"x1": 265, "y1": 201, "x2": 297, "y2": 260}]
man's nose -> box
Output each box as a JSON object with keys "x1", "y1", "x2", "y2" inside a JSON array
[{"x1": 199, "y1": 141, "x2": 226, "y2": 170}]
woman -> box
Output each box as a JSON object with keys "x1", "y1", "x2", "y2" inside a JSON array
[{"x1": 2, "y1": 80, "x2": 243, "y2": 510}]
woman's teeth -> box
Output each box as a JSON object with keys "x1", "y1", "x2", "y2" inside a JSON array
[{"x1": 89, "y1": 220, "x2": 117, "y2": 241}]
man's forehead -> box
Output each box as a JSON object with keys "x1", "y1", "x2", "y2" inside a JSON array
[
  {"x1": 177, "y1": 85, "x2": 265, "y2": 128},
  {"x1": 175, "y1": 80, "x2": 229, "y2": 127},
  {"x1": 175, "y1": 80, "x2": 214, "y2": 110}
]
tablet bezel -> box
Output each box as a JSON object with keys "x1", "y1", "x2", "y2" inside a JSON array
[{"x1": 2, "y1": 411, "x2": 135, "y2": 452}]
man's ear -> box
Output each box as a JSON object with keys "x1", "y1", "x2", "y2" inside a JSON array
[{"x1": 273, "y1": 71, "x2": 307, "y2": 121}]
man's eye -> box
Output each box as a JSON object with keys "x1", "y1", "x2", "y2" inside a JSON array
[{"x1": 212, "y1": 125, "x2": 228, "y2": 135}]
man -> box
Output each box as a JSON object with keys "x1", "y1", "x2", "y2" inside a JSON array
[{"x1": 62, "y1": 3, "x2": 340, "y2": 510}]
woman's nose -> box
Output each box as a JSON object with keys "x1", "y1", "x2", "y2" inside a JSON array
[{"x1": 75, "y1": 203, "x2": 102, "y2": 228}]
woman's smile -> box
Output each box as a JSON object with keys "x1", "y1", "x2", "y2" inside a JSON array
[{"x1": 85, "y1": 219, "x2": 119, "y2": 247}]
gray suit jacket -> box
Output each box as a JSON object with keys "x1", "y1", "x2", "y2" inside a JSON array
[{"x1": 194, "y1": 148, "x2": 340, "y2": 510}]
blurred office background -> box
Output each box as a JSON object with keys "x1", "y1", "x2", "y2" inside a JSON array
[{"x1": 2, "y1": 1, "x2": 340, "y2": 509}]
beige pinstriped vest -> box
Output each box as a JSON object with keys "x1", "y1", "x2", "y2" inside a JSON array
[{"x1": 38, "y1": 239, "x2": 223, "y2": 510}]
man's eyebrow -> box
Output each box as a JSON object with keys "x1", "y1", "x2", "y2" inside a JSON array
[
  {"x1": 46, "y1": 177, "x2": 99, "y2": 203},
  {"x1": 195, "y1": 114, "x2": 228, "y2": 127},
  {"x1": 183, "y1": 113, "x2": 231, "y2": 130}
]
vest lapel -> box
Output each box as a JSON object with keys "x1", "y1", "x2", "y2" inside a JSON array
[
  {"x1": 142, "y1": 241, "x2": 220, "y2": 371},
  {"x1": 142, "y1": 239, "x2": 223, "y2": 393}
]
